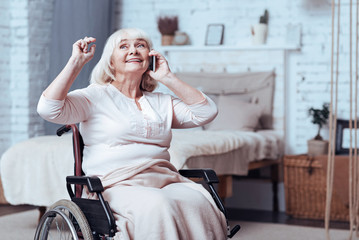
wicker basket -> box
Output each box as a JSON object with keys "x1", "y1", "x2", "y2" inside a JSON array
[{"x1": 284, "y1": 155, "x2": 349, "y2": 221}]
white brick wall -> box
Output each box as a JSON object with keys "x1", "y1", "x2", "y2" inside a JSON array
[
  {"x1": 115, "y1": 0, "x2": 352, "y2": 154},
  {"x1": 0, "y1": 0, "x2": 53, "y2": 156},
  {"x1": 0, "y1": 0, "x2": 12, "y2": 155},
  {"x1": 9, "y1": 0, "x2": 30, "y2": 146}
]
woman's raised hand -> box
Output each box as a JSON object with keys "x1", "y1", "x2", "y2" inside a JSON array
[
  {"x1": 42, "y1": 37, "x2": 96, "y2": 100},
  {"x1": 72, "y1": 37, "x2": 96, "y2": 65}
]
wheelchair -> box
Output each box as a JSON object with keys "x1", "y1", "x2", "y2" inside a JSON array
[{"x1": 34, "y1": 124, "x2": 240, "y2": 240}]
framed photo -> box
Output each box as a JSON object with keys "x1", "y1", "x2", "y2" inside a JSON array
[
  {"x1": 336, "y1": 119, "x2": 359, "y2": 155},
  {"x1": 205, "y1": 24, "x2": 224, "y2": 45},
  {"x1": 285, "y1": 23, "x2": 302, "y2": 47}
]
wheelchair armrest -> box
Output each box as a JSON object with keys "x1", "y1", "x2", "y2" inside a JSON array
[
  {"x1": 56, "y1": 125, "x2": 72, "y2": 136},
  {"x1": 179, "y1": 169, "x2": 219, "y2": 184},
  {"x1": 67, "y1": 176, "x2": 116, "y2": 237},
  {"x1": 66, "y1": 176, "x2": 104, "y2": 198}
]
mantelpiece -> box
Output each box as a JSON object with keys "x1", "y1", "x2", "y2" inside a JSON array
[{"x1": 159, "y1": 44, "x2": 300, "y2": 56}]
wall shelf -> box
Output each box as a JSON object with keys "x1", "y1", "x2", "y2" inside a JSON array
[{"x1": 159, "y1": 44, "x2": 301, "y2": 54}]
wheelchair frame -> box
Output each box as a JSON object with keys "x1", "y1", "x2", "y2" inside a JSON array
[{"x1": 34, "y1": 124, "x2": 239, "y2": 239}]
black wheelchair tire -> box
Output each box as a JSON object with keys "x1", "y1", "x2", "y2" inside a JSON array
[{"x1": 34, "y1": 199, "x2": 93, "y2": 240}]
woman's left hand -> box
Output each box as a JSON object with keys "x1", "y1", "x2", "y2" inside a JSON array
[{"x1": 147, "y1": 50, "x2": 173, "y2": 84}]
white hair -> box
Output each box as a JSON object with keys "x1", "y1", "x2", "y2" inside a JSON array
[{"x1": 90, "y1": 28, "x2": 157, "y2": 92}]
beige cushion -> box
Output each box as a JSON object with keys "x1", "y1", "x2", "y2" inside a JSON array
[
  {"x1": 206, "y1": 94, "x2": 264, "y2": 131},
  {"x1": 176, "y1": 71, "x2": 275, "y2": 129}
]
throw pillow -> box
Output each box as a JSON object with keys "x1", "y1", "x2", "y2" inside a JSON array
[{"x1": 206, "y1": 94, "x2": 263, "y2": 131}]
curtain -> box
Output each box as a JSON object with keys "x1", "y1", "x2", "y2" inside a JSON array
[{"x1": 45, "y1": 0, "x2": 115, "y2": 134}]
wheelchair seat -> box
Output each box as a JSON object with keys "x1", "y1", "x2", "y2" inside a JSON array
[{"x1": 34, "y1": 124, "x2": 240, "y2": 239}]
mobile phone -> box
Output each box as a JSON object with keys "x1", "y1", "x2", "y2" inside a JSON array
[{"x1": 149, "y1": 55, "x2": 156, "y2": 72}]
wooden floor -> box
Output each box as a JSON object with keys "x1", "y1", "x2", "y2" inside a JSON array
[
  {"x1": 0, "y1": 204, "x2": 37, "y2": 217},
  {"x1": 227, "y1": 208, "x2": 350, "y2": 230},
  {"x1": 0, "y1": 204, "x2": 350, "y2": 230}
]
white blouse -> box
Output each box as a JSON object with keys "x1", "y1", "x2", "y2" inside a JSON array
[{"x1": 37, "y1": 83, "x2": 217, "y2": 176}]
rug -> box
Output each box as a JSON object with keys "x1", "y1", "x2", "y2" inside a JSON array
[{"x1": 0, "y1": 209, "x2": 354, "y2": 240}]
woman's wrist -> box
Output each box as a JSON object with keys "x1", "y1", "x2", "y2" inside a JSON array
[
  {"x1": 69, "y1": 55, "x2": 87, "y2": 68},
  {"x1": 160, "y1": 72, "x2": 177, "y2": 86}
]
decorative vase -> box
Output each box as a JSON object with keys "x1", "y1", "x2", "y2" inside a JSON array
[
  {"x1": 173, "y1": 31, "x2": 189, "y2": 45},
  {"x1": 251, "y1": 23, "x2": 268, "y2": 45},
  {"x1": 161, "y1": 35, "x2": 174, "y2": 46},
  {"x1": 307, "y1": 139, "x2": 329, "y2": 156}
]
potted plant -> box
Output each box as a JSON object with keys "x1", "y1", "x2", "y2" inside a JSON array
[
  {"x1": 252, "y1": 9, "x2": 269, "y2": 45},
  {"x1": 307, "y1": 103, "x2": 330, "y2": 156},
  {"x1": 157, "y1": 16, "x2": 178, "y2": 46},
  {"x1": 259, "y1": 9, "x2": 269, "y2": 25}
]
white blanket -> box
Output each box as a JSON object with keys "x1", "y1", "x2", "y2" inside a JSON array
[
  {"x1": 170, "y1": 129, "x2": 283, "y2": 170},
  {"x1": 0, "y1": 130, "x2": 283, "y2": 206},
  {"x1": 1, "y1": 134, "x2": 73, "y2": 206}
]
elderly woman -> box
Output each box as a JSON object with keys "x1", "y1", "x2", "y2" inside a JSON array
[{"x1": 37, "y1": 28, "x2": 227, "y2": 240}]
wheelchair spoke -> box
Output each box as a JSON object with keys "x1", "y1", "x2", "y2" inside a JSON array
[
  {"x1": 34, "y1": 200, "x2": 93, "y2": 240},
  {"x1": 36, "y1": 210, "x2": 78, "y2": 239}
]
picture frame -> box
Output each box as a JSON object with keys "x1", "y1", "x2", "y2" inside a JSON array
[
  {"x1": 205, "y1": 24, "x2": 224, "y2": 45},
  {"x1": 336, "y1": 119, "x2": 359, "y2": 155},
  {"x1": 285, "y1": 23, "x2": 302, "y2": 47}
]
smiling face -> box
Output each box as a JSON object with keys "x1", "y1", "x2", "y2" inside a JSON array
[{"x1": 111, "y1": 34, "x2": 151, "y2": 76}]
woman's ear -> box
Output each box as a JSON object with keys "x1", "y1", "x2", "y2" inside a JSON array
[
  {"x1": 109, "y1": 57, "x2": 114, "y2": 70},
  {"x1": 109, "y1": 57, "x2": 113, "y2": 68}
]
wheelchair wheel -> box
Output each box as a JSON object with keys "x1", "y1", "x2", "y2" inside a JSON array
[{"x1": 34, "y1": 199, "x2": 93, "y2": 240}]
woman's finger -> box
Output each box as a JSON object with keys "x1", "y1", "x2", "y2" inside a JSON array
[
  {"x1": 73, "y1": 39, "x2": 84, "y2": 53},
  {"x1": 83, "y1": 37, "x2": 96, "y2": 45},
  {"x1": 85, "y1": 37, "x2": 96, "y2": 43},
  {"x1": 83, "y1": 37, "x2": 96, "y2": 53},
  {"x1": 150, "y1": 50, "x2": 168, "y2": 65},
  {"x1": 88, "y1": 44, "x2": 96, "y2": 55},
  {"x1": 79, "y1": 39, "x2": 85, "y2": 50},
  {"x1": 83, "y1": 40, "x2": 88, "y2": 53},
  {"x1": 149, "y1": 50, "x2": 161, "y2": 58},
  {"x1": 73, "y1": 37, "x2": 96, "y2": 54}
]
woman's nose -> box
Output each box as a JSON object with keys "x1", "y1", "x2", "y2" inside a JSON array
[{"x1": 129, "y1": 45, "x2": 137, "y2": 55}]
